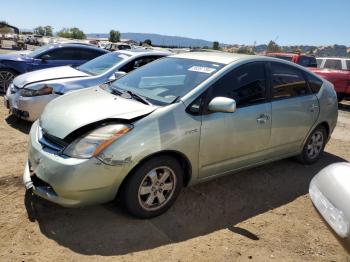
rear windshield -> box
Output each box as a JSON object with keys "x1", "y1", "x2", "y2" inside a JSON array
[
  {"x1": 109, "y1": 57, "x2": 224, "y2": 106},
  {"x1": 77, "y1": 52, "x2": 130, "y2": 75}
]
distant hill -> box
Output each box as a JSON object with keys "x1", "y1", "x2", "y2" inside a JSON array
[{"x1": 87, "y1": 32, "x2": 224, "y2": 48}]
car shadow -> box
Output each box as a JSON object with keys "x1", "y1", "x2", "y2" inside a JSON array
[
  {"x1": 5, "y1": 114, "x2": 31, "y2": 134},
  {"x1": 24, "y1": 152, "x2": 347, "y2": 256}
]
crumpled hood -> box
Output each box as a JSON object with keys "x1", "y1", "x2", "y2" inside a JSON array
[
  {"x1": 40, "y1": 87, "x2": 157, "y2": 138},
  {"x1": 13, "y1": 66, "x2": 89, "y2": 88}
]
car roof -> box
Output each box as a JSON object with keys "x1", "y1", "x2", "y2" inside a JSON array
[
  {"x1": 50, "y1": 42, "x2": 108, "y2": 52},
  {"x1": 171, "y1": 51, "x2": 259, "y2": 65},
  {"x1": 316, "y1": 57, "x2": 350, "y2": 60},
  {"x1": 115, "y1": 49, "x2": 172, "y2": 57}
]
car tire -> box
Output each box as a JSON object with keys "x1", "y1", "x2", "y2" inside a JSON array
[
  {"x1": 297, "y1": 126, "x2": 327, "y2": 165},
  {"x1": 121, "y1": 156, "x2": 183, "y2": 218},
  {"x1": 0, "y1": 69, "x2": 18, "y2": 93}
]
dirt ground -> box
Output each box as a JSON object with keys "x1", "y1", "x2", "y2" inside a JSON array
[{"x1": 0, "y1": 67, "x2": 350, "y2": 261}]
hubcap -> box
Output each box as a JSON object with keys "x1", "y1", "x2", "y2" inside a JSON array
[
  {"x1": 0, "y1": 71, "x2": 15, "y2": 93},
  {"x1": 307, "y1": 131, "x2": 324, "y2": 159},
  {"x1": 138, "y1": 166, "x2": 176, "y2": 211}
]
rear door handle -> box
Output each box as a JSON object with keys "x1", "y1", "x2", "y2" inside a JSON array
[{"x1": 257, "y1": 114, "x2": 270, "y2": 124}]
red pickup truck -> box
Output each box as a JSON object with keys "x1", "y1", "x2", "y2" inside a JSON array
[
  {"x1": 266, "y1": 52, "x2": 317, "y2": 67},
  {"x1": 309, "y1": 58, "x2": 350, "y2": 101},
  {"x1": 267, "y1": 53, "x2": 350, "y2": 101}
]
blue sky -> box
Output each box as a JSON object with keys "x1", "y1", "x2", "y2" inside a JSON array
[{"x1": 1, "y1": 0, "x2": 349, "y2": 46}]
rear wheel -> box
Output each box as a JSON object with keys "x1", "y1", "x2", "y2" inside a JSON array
[
  {"x1": 297, "y1": 126, "x2": 327, "y2": 164},
  {"x1": 0, "y1": 69, "x2": 17, "y2": 93},
  {"x1": 121, "y1": 156, "x2": 183, "y2": 218}
]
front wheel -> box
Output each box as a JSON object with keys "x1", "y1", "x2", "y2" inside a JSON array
[
  {"x1": 121, "y1": 156, "x2": 183, "y2": 218},
  {"x1": 297, "y1": 126, "x2": 327, "y2": 165}
]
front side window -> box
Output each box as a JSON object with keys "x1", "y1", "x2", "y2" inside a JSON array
[
  {"x1": 271, "y1": 62, "x2": 310, "y2": 99},
  {"x1": 77, "y1": 52, "x2": 130, "y2": 75},
  {"x1": 109, "y1": 57, "x2": 224, "y2": 106},
  {"x1": 43, "y1": 48, "x2": 79, "y2": 60},
  {"x1": 209, "y1": 62, "x2": 267, "y2": 108},
  {"x1": 324, "y1": 59, "x2": 342, "y2": 70}
]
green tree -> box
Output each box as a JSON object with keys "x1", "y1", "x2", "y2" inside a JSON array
[
  {"x1": 44, "y1": 25, "x2": 53, "y2": 36},
  {"x1": 109, "y1": 30, "x2": 120, "y2": 43},
  {"x1": 236, "y1": 46, "x2": 254, "y2": 55},
  {"x1": 57, "y1": 27, "x2": 86, "y2": 39},
  {"x1": 266, "y1": 40, "x2": 281, "y2": 53},
  {"x1": 34, "y1": 26, "x2": 45, "y2": 36},
  {"x1": 143, "y1": 39, "x2": 152, "y2": 46},
  {"x1": 212, "y1": 41, "x2": 220, "y2": 50}
]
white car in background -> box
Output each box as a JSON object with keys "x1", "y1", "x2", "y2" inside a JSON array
[{"x1": 4, "y1": 49, "x2": 171, "y2": 121}]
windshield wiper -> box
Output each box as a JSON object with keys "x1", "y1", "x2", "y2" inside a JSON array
[
  {"x1": 111, "y1": 87, "x2": 151, "y2": 105},
  {"x1": 125, "y1": 90, "x2": 151, "y2": 105}
]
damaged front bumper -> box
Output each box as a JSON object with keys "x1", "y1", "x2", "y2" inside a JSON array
[{"x1": 23, "y1": 121, "x2": 130, "y2": 207}]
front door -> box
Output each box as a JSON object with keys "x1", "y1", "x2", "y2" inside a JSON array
[{"x1": 199, "y1": 62, "x2": 272, "y2": 178}]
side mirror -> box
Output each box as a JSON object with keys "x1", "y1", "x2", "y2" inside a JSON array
[
  {"x1": 108, "y1": 71, "x2": 126, "y2": 81},
  {"x1": 208, "y1": 97, "x2": 236, "y2": 113},
  {"x1": 41, "y1": 54, "x2": 50, "y2": 62},
  {"x1": 309, "y1": 162, "x2": 350, "y2": 251}
]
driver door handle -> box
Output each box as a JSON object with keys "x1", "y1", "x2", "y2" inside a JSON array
[{"x1": 257, "y1": 114, "x2": 270, "y2": 124}]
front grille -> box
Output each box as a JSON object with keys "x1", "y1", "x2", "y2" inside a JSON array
[{"x1": 38, "y1": 126, "x2": 68, "y2": 153}]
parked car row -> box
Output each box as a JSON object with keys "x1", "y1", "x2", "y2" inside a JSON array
[
  {"x1": 267, "y1": 52, "x2": 350, "y2": 102},
  {"x1": 0, "y1": 43, "x2": 109, "y2": 92},
  {"x1": 1, "y1": 50, "x2": 334, "y2": 218},
  {"x1": 4, "y1": 49, "x2": 171, "y2": 121}
]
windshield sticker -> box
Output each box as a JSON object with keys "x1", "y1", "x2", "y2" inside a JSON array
[{"x1": 188, "y1": 66, "x2": 216, "y2": 74}]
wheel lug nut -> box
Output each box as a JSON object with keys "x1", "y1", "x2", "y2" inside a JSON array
[{"x1": 160, "y1": 183, "x2": 164, "y2": 186}]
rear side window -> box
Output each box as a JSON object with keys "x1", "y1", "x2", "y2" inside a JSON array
[
  {"x1": 324, "y1": 59, "x2": 342, "y2": 70},
  {"x1": 306, "y1": 73, "x2": 323, "y2": 93},
  {"x1": 271, "y1": 62, "x2": 311, "y2": 99},
  {"x1": 210, "y1": 62, "x2": 267, "y2": 108},
  {"x1": 77, "y1": 49, "x2": 105, "y2": 60},
  {"x1": 299, "y1": 56, "x2": 317, "y2": 67}
]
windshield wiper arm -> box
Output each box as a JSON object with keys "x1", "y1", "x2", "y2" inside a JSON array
[
  {"x1": 125, "y1": 90, "x2": 151, "y2": 105},
  {"x1": 111, "y1": 87, "x2": 151, "y2": 105}
]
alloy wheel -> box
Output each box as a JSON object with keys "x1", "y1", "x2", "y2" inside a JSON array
[
  {"x1": 307, "y1": 131, "x2": 324, "y2": 159},
  {"x1": 0, "y1": 70, "x2": 15, "y2": 93},
  {"x1": 138, "y1": 166, "x2": 176, "y2": 211}
]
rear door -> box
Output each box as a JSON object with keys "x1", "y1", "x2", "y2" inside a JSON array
[
  {"x1": 199, "y1": 62, "x2": 272, "y2": 178},
  {"x1": 268, "y1": 62, "x2": 319, "y2": 157}
]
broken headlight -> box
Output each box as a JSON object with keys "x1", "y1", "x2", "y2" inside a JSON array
[
  {"x1": 21, "y1": 85, "x2": 53, "y2": 97},
  {"x1": 63, "y1": 124, "x2": 132, "y2": 159}
]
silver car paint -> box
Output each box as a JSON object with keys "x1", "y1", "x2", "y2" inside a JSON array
[
  {"x1": 310, "y1": 162, "x2": 350, "y2": 248},
  {"x1": 24, "y1": 53, "x2": 338, "y2": 207}
]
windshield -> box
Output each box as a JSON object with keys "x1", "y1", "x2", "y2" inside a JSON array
[
  {"x1": 77, "y1": 52, "x2": 130, "y2": 75},
  {"x1": 27, "y1": 44, "x2": 54, "y2": 58},
  {"x1": 108, "y1": 57, "x2": 224, "y2": 106}
]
